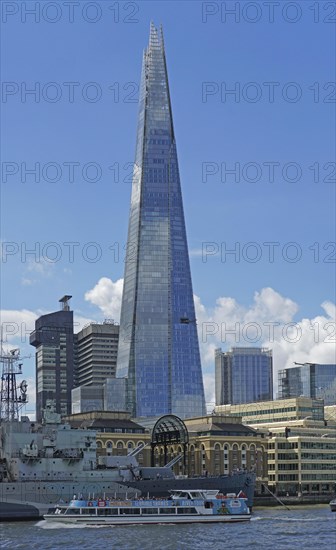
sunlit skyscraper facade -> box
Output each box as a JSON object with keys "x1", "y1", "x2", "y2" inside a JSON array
[
  {"x1": 116, "y1": 24, "x2": 206, "y2": 418},
  {"x1": 215, "y1": 347, "x2": 273, "y2": 406},
  {"x1": 278, "y1": 363, "x2": 336, "y2": 405}
]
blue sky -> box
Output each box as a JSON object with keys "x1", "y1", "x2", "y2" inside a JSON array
[{"x1": 1, "y1": 1, "x2": 335, "y2": 411}]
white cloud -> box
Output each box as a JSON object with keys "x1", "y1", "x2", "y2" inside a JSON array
[
  {"x1": 26, "y1": 257, "x2": 55, "y2": 276},
  {"x1": 84, "y1": 277, "x2": 124, "y2": 321},
  {"x1": 189, "y1": 248, "x2": 204, "y2": 258},
  {"x1": 73, "y1": 314, "x2": 98, "y2": 334},
  {"x1": 0, "y1": 309, "x2": 38, "y2": 344},
  {"x1": 321, "y1": 300, "x2": 336, "y2": 319},
  {"x1": 19, "y1": 258, "x2": 55, "y2": 286},
  {"x1": 21, "y1": 277, "x2": 34, "y2": 286}
]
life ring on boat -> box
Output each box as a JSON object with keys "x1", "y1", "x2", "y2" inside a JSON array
[{"x1": 88, "y1": 501, "x2": 93, "y2": 507}]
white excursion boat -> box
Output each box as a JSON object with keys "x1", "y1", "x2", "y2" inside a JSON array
[{"x1": 43, "y1": 490, "x2": 251, "y2": 525}]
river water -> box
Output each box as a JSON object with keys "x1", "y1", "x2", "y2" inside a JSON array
[{"x1": 1, "y1": 506, "x2": 334, "y2": 549}]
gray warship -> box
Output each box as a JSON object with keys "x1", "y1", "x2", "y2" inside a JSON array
[
  {"x1": 0, "y1": 348, "x2": 255, "y2": 520},
  {"x1": 0, "y1": 402, "x2": 255, "y2": 520}
]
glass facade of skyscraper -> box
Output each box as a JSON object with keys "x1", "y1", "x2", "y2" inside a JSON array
[
  {"x1": 278, "y1": 364, "x2": 336, "y2": 405},
  {"x1": 116, "y1": 24, "x2": 206, "y2": 418},
  {"x1": 215, "y1": 347, "x2": 273, "y2": 405}
]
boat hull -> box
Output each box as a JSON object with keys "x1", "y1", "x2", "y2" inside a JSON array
[{"x1": 43, "y1": 514, "x2": 251, "y2": 525}]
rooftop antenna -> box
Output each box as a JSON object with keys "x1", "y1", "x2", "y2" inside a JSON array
[
  {"x1": 0, "y1": 329, "x2": 29, "y2": 421},
  {"x1": 59, "y1": 295, "x2": 72, "y2": 311}
]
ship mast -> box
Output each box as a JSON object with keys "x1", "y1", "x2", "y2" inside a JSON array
[{"x1": 0, "y1": 339, "x2": 28, "y2": 421}]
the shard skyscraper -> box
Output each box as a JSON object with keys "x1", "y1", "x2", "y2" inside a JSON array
[{"x1": 116, "y1": 24, "x2": 206, "y2": 419}]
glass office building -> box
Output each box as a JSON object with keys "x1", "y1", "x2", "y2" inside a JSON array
[
  {"x1": 215, "y1": 347, "x2": 273, "y2": 405},
  {"x1": 116, "y1": 24, "x2": 206, "y2": 418},
  {"x1": 278, "y1": 364, "x2": 336, "y2": 405}
]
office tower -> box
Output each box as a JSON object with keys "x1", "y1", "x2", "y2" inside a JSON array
[
  {"x1": 75, "y1": 321, "x2": 119, "y2": 387},
  {"x1": 278, "y1": 363, "x2": 336, "y2": 405},
  {"x1": 116, "y1": 24, "x2": 206, "y2": 418},
  {"x1": 215, "y1": 347, "x2": 273, "y2": 406},
  {"x1": 30, "y1": 296, "x2": 74, "y2": 422},
  {"x1": 71, "y1": 378, "x2": 126, "y2": 414}
]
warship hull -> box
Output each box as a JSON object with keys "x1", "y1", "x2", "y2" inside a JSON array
[{"x1": 0, "y1": 472, "x2": 255, "y2": 521}]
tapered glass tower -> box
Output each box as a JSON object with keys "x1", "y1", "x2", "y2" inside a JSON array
[{"x1": 116, "y1": 24, "x2": 206, "y2": 419}]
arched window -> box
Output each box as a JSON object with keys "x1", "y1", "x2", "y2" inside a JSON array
[
  {"x1": 151, "y1": 415, "x2": 188, "y2": 473},
  {"x1": 214, "y1": 443, "x2": 221, "y2": 474},
  {"x1": 96, "y1": 440, "x2": 103, "y2": 449},
  {"x1": 188, "y1": 445, "x2": 195, "y2": 476},
  {"x1": 117, "y1": 441, "x2": 124, "y2": 456},
  {"x1": 250, "y1": 444, "x2": 256, "y2": 468},
  {"x1": 232, "y1": 444, "x2": 239, "y2": 470},
  {"x1": 223, "y1": 444, "x2": 229, "y2": 474},
  {"x1": 127, "y1": 441, "x2": 134, "y2": 451},
  {"x1": 106, "y1": 441, "x2": 113, "y2": 452},
  {"x1": 201, "y1": 444, "x2": 206, "y2": 474},
  {"x1": 241, "y1": 444, "x2": 247, "y2": 468}
]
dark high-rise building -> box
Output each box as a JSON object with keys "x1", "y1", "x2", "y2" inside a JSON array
[
  {"x1": 30, "y1": 296, "x2": 74, "y2": 422},
  {"x1": 215, "y1": 347, "x2": 273, "y2": 406},
  {"x1": 116, "y1": 24, "x2": 206, "y2": 418},
  {"x1": 278, "y1": 363, "x2": 336, "y2": 405}
]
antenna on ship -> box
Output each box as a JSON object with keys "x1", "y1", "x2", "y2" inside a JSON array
[{"x1": 0, "y1": 329, "x2": 29, "y2": 421}]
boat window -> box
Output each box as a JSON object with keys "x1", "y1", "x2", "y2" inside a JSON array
[
  {"x1": 81, "y1": 508, "x2": 96, "y2": 515},
  {"x1": 204, "y1": 501, "x2": 213, "y2": 509},
  {"x1": 141, "y1": 508, "x2": 159, "y2": 515},
  {"x1": 119, "y1": 508, "x2": 141, "y2": 515},
  {"x1": 52, "y1": 507, "x2": 66, "y2": 514},
  {"x1": 97, "y1": 508, "x2": 119, "y2": 516},
  {"x1": 65, "y1": 508, "x2": 80, "y2": 515},
  {"x1": 177, "y1": 507, "x2": 197, "y2": 514},
  {"x1": 159, "y1": 508, "x2": 176, "y2": 514}
]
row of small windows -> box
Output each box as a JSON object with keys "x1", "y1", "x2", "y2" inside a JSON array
[
  {"x1": 301, "y1": 463, "x2": 336, "y2": 470},
  {"x1": 97, "y1": 441, "x2": 144, "y2": 449},
  {"x1": 301, "y1": 442, "x2": 335, "y2": 450}
]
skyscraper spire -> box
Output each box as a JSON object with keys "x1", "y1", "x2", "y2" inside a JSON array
[{"x1": 116, "y1": 24, "x2": 206, "y2": 418}]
